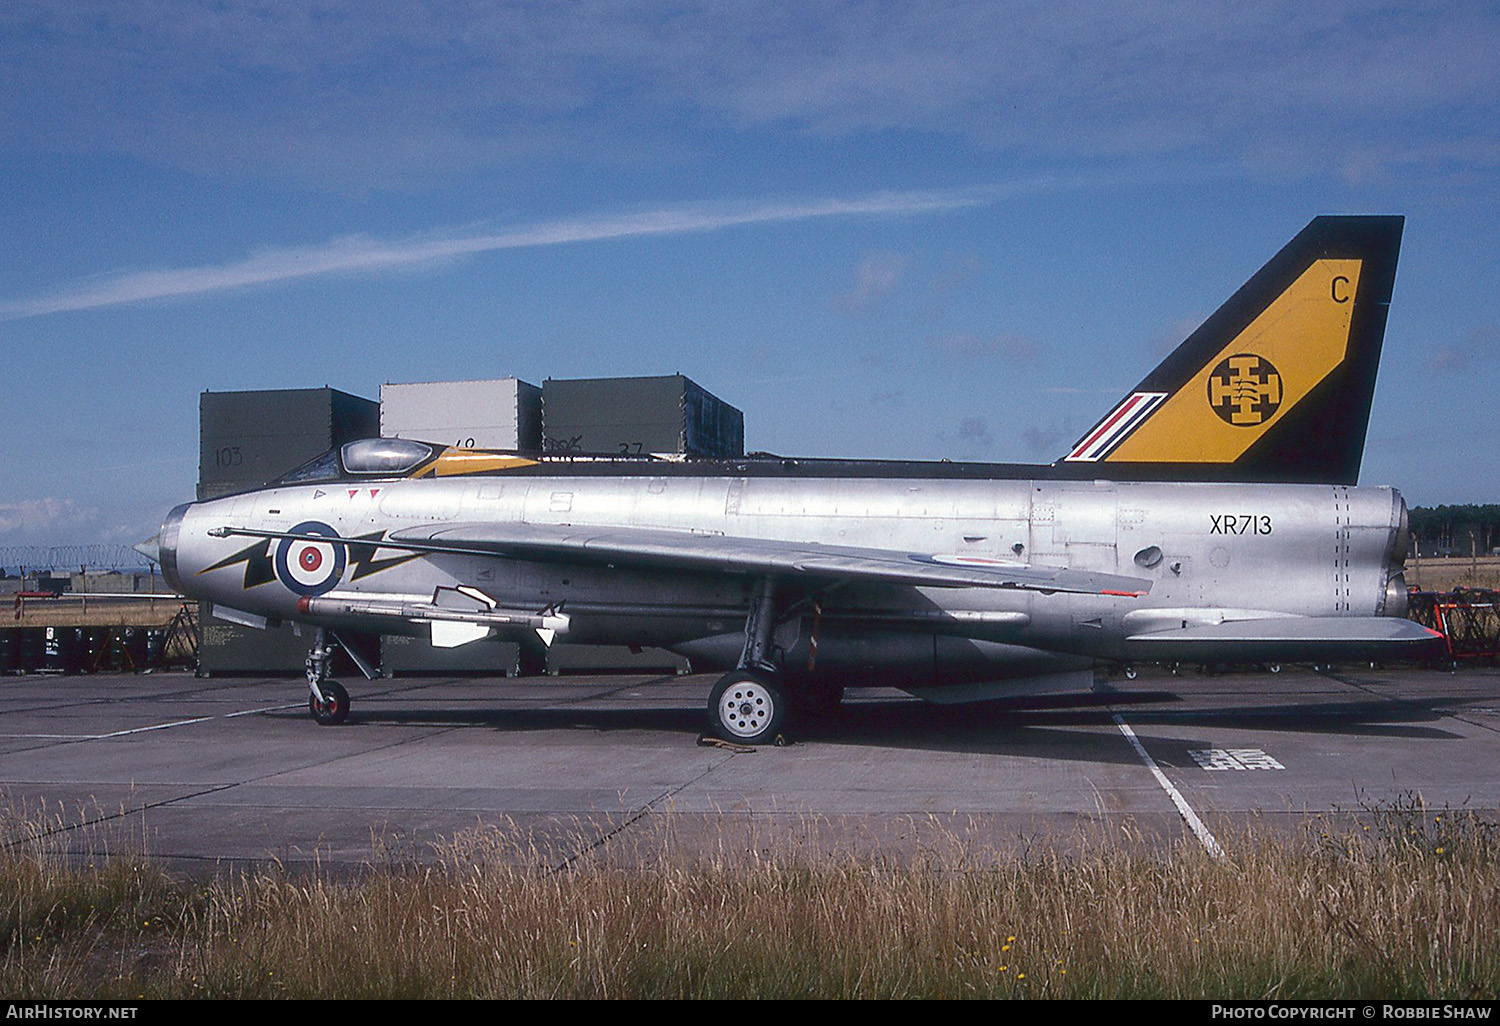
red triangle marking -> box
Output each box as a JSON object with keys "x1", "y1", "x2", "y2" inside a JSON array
[
  {"x1": 348, "y1": 490, "x2": 358, "y2": 499},
  {"x1": 369, "y1": 488, "x2": 381, "y2": 498}
]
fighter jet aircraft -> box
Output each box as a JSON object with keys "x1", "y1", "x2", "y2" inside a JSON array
[{"x1": 151, "y1": 215, "x2": 1439, "y2": 743}]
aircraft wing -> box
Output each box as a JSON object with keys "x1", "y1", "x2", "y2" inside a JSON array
[
  {"x1": 213, "y1": 522, "x2": 1150, "y2": 596},
  {"x1": 384, "y1": 522, "x2": 1150, "y2": 596}
]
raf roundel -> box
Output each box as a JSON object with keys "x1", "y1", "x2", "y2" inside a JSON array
[{"x1": 274, "y1": 521, "x2": 347, "y2": 596}]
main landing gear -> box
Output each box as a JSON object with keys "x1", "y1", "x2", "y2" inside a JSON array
[
  {"x1": 306, "y1": 628, "x2": 350, "y2": 726},
  {"x1": 709, "y1": 669, "x2": 786, "y2": 746},
  {"x1": 707, "y1": 575, "x2": 816, "y2": 746}
]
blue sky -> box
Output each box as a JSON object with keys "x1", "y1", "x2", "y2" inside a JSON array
[{"x1": 1, "y1": 1, "x2": 1497, "y2": 551}]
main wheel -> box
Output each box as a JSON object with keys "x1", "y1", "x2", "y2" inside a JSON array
[
  {"x1": 709, "y1": 670, "x2": 786, "y2": 745},
  {"x1": 309, "y1": 679, "x2": 350, "y2": 726}
]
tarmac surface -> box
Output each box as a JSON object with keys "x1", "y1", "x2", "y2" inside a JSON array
[{"x1": 1, "y1": 664, "x2": 1496, "y2": 871}]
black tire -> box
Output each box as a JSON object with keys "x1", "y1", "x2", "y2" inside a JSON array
[
  {"x1": 309, "y1": 680, "x2": 350, "y2": 726},
  {"x1": 709, "y1": 670, "x2": 786, "y2": 745}
]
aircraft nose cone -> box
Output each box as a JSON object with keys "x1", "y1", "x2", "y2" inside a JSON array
[{"x1": 133, "y1": 534, "x2": 161, "y2": 565}]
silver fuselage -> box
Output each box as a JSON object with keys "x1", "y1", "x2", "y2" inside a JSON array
[{"x1": 161, "y1": 473, "x2": 1409, "y2": 689}]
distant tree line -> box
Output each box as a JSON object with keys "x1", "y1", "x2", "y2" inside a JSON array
[{"x1": 1409, "y1": 505, "x2": 1500, "y2": 555}]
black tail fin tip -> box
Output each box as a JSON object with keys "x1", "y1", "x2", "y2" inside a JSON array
[{"x1": 1061, "y1": 215, "x2": 1403, "y2": 485}]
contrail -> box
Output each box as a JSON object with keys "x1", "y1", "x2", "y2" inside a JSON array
[{"x1": 0, "y1": 189, "x2": 987, "y2": 321}]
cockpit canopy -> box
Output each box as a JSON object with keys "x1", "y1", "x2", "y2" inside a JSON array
[
  {"x1": 275, "y1": 438, "x2": 435, "y2": 485},
  {"x1": 342, "y1": 438, "x2": 434, "y2": 474}
]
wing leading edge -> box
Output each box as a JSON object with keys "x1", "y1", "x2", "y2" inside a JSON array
[{"x1": 211, "y1": 521, "x2": 1152, "y2": 597}]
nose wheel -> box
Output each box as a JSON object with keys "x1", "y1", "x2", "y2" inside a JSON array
[
  {"x1": 709, "y1": 670, "x2": 785, "y2": 746},
  {"x1": 309, "y1": 680, "x2": 350, "y2": 726},
  {"x1": 305, "y1": 627, "x2": 351, "y2": 725}
]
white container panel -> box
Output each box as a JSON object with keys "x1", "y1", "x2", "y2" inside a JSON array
[{"x1": 381, "y1": 379, "x2": 541, "y2": 450}]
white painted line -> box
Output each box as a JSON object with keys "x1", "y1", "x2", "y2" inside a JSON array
[
  {"x1": 1113, "y1": 714, "x2": 1224, "y2": 859},
  {"x1": 224, "y1": 703, "x2": 303, "y2": 718},
  {"x1": 0, "y1": 703, "x2": 303, "y2": 741},
  {"x1": 0, "y1": 733, "x2": 98, "y2": 739},
  {"x1": 93, "y1": 717, "x2": 213, "y2": 738}
]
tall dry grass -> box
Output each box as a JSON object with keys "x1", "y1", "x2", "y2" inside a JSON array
[{"x1": 0, "y1": 800, "x2": 1495, "y2": 998}]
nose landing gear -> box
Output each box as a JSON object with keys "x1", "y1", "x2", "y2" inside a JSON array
[
  {"x1": 305, "y1": 628, "x2": 350, "y2": 726},
  {"x1": 309, "y1": 679, "x2": 350, "y2": 726}
]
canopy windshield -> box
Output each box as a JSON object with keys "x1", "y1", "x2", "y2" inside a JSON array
[
  {"x1": 273, "y1": 438, "x2": 435, "y2": 485},
  {"x1": 342, "y1": 438, "x2": 434, "y2": 475}
]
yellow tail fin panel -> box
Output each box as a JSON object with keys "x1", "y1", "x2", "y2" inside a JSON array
[{"x1": 1106, "y1": 259, "x2": 1361, "y2": 464}]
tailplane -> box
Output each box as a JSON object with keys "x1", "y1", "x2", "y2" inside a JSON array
[{"x1": 1060, "y1": 215, "x2": 1403, "y2": 484}]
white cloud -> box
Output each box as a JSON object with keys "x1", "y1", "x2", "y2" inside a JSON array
[
  {"x1": 0, "y1": 499, "x2": 111, "y2": 543},
  {"x1": 0, "y1": 496, "x2": 169, "y2": 552},
  {"x1": 833, "y1": 251, "x2": 911, "y2": 312},
  {"x1": 3, "y1": 2, "x2": 1495, "y2": 187},
  {"x1": 0, "y1": 189, "x2": 987, "y2": 320}
]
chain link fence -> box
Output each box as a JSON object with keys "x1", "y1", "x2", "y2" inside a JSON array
[{"x1": 0, "y1": 545, "x2": 154, "y2": 573}]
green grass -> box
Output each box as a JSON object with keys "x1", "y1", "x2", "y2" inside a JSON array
[{"x1": 1, "y1": 803, "x2": 1496, "y2": 998}]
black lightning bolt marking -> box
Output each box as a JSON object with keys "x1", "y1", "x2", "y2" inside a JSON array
[
  {"x1": 199, "y1": 539, "x2": 276, "y2": 589},
  {"x1": 348, "y1": 531, "x2": 420, "y2": 581}
]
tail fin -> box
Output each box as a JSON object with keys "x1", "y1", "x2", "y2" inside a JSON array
[{"x1": 1060, "y1": 215, "x2": 1403, "y2": 484}]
